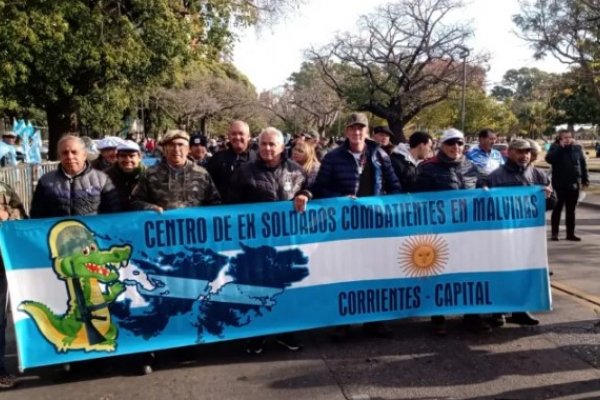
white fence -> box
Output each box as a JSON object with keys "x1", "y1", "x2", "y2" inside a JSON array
[{"x1": 0, "y1": 162, "x2": 59, "y2": 214}]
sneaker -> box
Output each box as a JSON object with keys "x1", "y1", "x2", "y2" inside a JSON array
[
  {"x1": 507, "y1": 312, "x2": 539, "y2": 326},
  {"x1": 431, "y1": 315, "x2": 447, "y2": 336},
  {"x1": 245, "y1": 338, "x2": 265, "y2": 355},
  {"x1": 362, "y1": 322, "x2": 393, "y2": 339},
  {"x1": 463, "y1": 314, "x2": 492, "y2": 334},
  {"x1": 330, "y1": 325, "x2": 350, "y2": 342},
  {"x1": 276, "y1": 334, "x2": 302, "y2": 351},
  {"x1": 488, "y1": 313, "x2": 506, "y2": 327},
  {"x1": 0, "y1": 373, "x2": 16, "y2": 389},
  {"x1": 566, "y1": 235, "x2": 581, "y2": 241}
]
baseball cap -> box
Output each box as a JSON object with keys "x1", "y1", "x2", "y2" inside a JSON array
[
  {"x1": 440, "y1": 128, "x2": 464, "y2": 144},
  {"x1": 97, "y1": 137, "x2": 120, "y2": 150},
  {"x1": 373, "y1": 126, "x2": 393, "y2": 137},
  {"x1": 509, "y1": 139, "x2": 532, "y2": 150},
  {"x1": 190, "y1": 134, "x2": 208, "y2": 147},
  {"x1": 345, "y1": 113, "x2": 368, "y2": 129},
  {"x1": 162, "y1": 129, "x2": 190, "y2": 145},
  {"x1": 117, "y1": 140, "x2": 141, "y2": 153}
]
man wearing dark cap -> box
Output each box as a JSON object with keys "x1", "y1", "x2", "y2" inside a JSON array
[
  {"x1": 479, "y1": 138, "x2": 552, "y2": 327},
  {"x1": 372, "y1": 126, "x2": 394, "y2": 155},
  {"x1": 310, "y1": 112, "x2": 401, "y2": 341},
  {"x1": 131, "y1": 129, "x2": 220, "y2": 211},
  {"x1": 189, "y1": 134, "x2": 211, "y2": 167}
]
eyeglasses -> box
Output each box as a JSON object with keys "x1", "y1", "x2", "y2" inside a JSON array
[{"x1": 444, "y1": 139, "x2": 464, "y2": 146}]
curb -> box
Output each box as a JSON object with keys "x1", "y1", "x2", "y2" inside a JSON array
[
  {"x1": 551, "y1": 281, "x2": 600, "y2": 307},
  {"x1": 579, "y1": 201, "x2": 600, "y2": 210}
]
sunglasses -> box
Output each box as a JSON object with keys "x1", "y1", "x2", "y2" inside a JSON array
[{"x1": 444, "y1": 139, "x2": 464, "y2": 146}]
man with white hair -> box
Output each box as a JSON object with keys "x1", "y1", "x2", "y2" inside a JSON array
[
  {"x1": 30, "y1": 135, "x2": 121, "y2": 218},
  {"x1": 228, "y1": 127, "x2": 310, "y2": 354}
]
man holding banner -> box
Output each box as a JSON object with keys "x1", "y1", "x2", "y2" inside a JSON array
[
  {"x1": 0, "y1": 181, "x2": 27, "y2": 389},
  {"x1": 131, "y1": 129, "x2": 221, "y2": 211},
  {"x1": 309, "y1": 112, "x2": 401, "y2": 341},
  {"x1": 229, "y1": 126, "x2": 310, "y2": 354},
  {"x1": 415, "y1": 128, "x2": 491, "y2": 335}
]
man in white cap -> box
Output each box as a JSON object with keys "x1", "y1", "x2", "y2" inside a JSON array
[
  {"x1": 415, "y1": 128, "x2": 491, "y2": 335},
  {"x1": 131, "y1": 129, "x2": 221, "y2": 211},
  {"x1": 105, "y1": 140, "x2": 146, "y2": 210},
  {"x1": 0, "y1": 131, "x2": 17, "y2": 167},
  {"x1": 92, "y1": 137, "x2": 119, "y2": 171}
]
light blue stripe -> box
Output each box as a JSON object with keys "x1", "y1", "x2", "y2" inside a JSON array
[{"x1": 15, "y1": 269, "x2": 550, "y2": 370}]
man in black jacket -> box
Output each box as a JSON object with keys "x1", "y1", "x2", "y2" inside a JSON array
[
  {"x1": 390, "y1": 131, "x2": 433, "y2": 192},
  {"x1": 545, "y1": 130, "x2": 589, "y2": 241},
  {"x1": 206, "y1": 120, "x2": 256, "y2": 202},
  {"x1": 415, "y1": 128, "x2": 490, "y2": 335},
  {"x1": 229, "y1": 127, "x2": 310, "y2": 355}
]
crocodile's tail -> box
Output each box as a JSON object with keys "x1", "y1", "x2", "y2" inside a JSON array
[{"x1": 18, "y1": 301, "x2": 76, "y2": 352}]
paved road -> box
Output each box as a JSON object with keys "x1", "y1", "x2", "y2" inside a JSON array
[{"x1": 1, "y1": 206, "x2": 599, "y2": 400}]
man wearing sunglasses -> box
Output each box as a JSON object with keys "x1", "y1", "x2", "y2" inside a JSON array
[{"x1": 415, "y1": 128, "x2": 491, "y2": 335}]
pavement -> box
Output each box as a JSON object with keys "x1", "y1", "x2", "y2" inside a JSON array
[{"x1": 1, "y1": 203, "x2": 599, "y2": 400}]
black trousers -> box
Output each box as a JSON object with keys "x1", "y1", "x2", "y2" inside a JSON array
[{"x1": 551, "y1": 188, "x2": 579, "y2": 237}]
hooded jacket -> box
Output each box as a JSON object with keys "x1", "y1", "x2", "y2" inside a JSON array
[{"x1": 390, "y1": 143, "x2": 421, "y2": 193}]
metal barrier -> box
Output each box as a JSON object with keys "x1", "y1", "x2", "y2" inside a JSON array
[{"x1": 0, "y1": 162, "x2": 59, "y2": 214}]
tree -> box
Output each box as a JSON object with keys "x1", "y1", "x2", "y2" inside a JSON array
[
  {"x1": 0, "y1": 1, "x2": 300, "y2": 158},
  {"x1": 307, "y1": 0, "x2": 485, "y2": 143},
  {"x1": 547, "y1": 68, "x2": 600, "y2": 127},
  {"x1": 514, "y1": 0, "x2": 600, "y2": 104}
]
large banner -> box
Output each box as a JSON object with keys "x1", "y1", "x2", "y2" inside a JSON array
[{"x1": 0, "y1": 187, "x2": 551, "y2": 370}]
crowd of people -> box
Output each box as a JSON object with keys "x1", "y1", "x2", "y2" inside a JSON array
[{"x1": 0, "y1": 113, "x2": 591, "y2": 386}]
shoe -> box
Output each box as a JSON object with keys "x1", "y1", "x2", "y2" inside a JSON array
[
  {"x1": 362, "y1": 322, "x2": 393, "y2": 339},
  {"x1": 276, "y1": 334, "x2": 302, "y2": 351},
  {"x1": 488, "y1": 313, "x2": 506, "y2": 327},
  {"x1": 566, "y1": 235, "x2": 581, "y2": 241},
  {"x1": 331, "y1": 325, "x2": 350, "y2": 342},
  {"x1": 0, "y1": 372, "x2": 16, "y2": 389},
  {"x1": 431, "y1": 316, "x2": 447, "y2": 336},
  {"x1": 245, "y1": 338, "x2": 265, "y2": 355},
  {"x1": 463, "y1": 315, "x2": 492, "y2": 334},
  {"x1": 507, "y1": 312, "x2": 539, "y2": 326},
  {"x1": 550, "y1": 236, "x2": 559, "y2": 241}
]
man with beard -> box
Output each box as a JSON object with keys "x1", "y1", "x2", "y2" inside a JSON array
[
  {"x1": 206, "y1": 120, "x2": 256, "y2": 202},
  {"x1": 415, "y1": 128, "x2": 491, "y2": 335}
]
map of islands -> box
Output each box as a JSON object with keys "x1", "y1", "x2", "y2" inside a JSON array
[{"x1": 110, "y1": 243, "x2": 310, "y2": 340}]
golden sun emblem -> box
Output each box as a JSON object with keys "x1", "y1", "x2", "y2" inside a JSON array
[{"x1": 398, "y1": 235, "x2": 449, "y2": 277}]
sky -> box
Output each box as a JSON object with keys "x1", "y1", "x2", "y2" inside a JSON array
[{"x1": 232, "y1": 0, "x2": 568, "y2": 92}]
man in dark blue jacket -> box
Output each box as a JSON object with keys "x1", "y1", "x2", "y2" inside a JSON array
[{"x1": 309, "y1": 113, "x2": 401, "y2": 341}]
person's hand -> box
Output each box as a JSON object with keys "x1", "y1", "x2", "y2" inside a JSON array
[
  {"x1": 347, "y1": 195, "x2": 357, "y2": 200},
  {"x1": 582, "y1": 183, "x2": 590, "y2": 190},
  {"x1": 294, "y1": 194, "x2": 309, "y2": 213},
  {"x1": 0, "y1": 209, "x2": 9, "y2": 221},
  {"x1": 149, "y1": 205, "x2": 163, "y2": 213},
  {"x1": 543, "y1": 186, "x2": 553, "y2": 199}
]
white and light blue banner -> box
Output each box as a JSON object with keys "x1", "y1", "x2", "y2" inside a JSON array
[{"x1": 0, "y1": 187, "x2": 551, "y2": 370}]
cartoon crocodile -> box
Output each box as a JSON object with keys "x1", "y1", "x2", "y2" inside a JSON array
[{"x1": 18, "y1": 220, "x2": 131, "y2": 352}]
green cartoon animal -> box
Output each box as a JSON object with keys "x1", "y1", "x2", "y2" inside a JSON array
[{"x1": 18, "y1": 220, "x2": 131, "y2": 352}]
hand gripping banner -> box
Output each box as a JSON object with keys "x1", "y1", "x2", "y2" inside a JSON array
[{"x1": 0, "y1": 187, "x2": 551, "y2": 370}]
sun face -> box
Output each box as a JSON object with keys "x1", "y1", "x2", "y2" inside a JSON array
[{"x1": 398, "y1": 235, "x2": 449, "y2": 277}]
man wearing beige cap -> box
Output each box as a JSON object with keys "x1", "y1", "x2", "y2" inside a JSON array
[
  {"x1": 131, "y1": 129, "x2": 221, "y2": 211},
  {"x1": 310, "y1": 112, "x2": 401, "y2": 341},
  {"x1": 480, "y1": 138, "x2": 552, "y2": 327}
]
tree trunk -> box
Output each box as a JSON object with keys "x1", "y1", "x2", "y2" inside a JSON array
[
  {"x1": 387, "y1": 118, "x2": 407, "y2": 144},
  {"x1": 45, "y1": 100, "x2": 78, "y2": 161}
]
